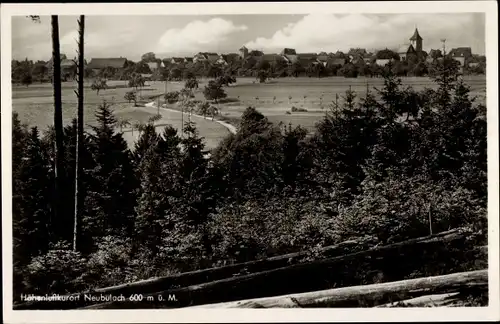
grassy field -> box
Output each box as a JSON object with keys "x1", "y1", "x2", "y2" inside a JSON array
[
  {"x1": 12, "y1": 80, "x2": 167, "y2": 130},
  {"x1": 12, "y1": 76, "x2": 486, "y2": 147},
  {"x1": 166, "y1": 75, "x2": 487, "y2": 133}
]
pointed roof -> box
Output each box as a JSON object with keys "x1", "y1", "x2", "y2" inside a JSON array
[
  {"x1": 87, "y1": 58, "x2": 127, "y2": 69},
  {"x1": 397, "y1": 43, "x2": 415, "y2": 54},
  {"x1": 239, "y1": 45, "x2": 248, "y2": 51},
  {"x1": 410, "y1": 28, "x2": 423, "y2": 41}
]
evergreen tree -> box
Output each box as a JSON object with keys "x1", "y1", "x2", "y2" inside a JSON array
[
  {"x1": 281, "y1": 123, "x2": 310, "y2": 190},
  {"x1": 84, "y1": 101, "x2": 138, "y2": 246},
  {"x1": 13, "y1": 127, "x2": 52, "y2": 263},
  {"x1": 134, "y1": 125, "x2": 181, "y2": 256},
  {"x1": 178, "y1": 121, "x2": 211, "y2": 226},
  {"x1": 12, "y1": 113, "x2": 28, "y2": 182},
  {"x1": 430, "y1": 56, "x2": 460, "y2": 111},
  {"x1": 365, "y1": 81, "x2": 416, "y2": 181},
  {"x1": 133, "y1": 122, "x2": 160, "y2": 167},
  {"x1": 311, "y1": 87, "x2": 378, "y2": 201}
]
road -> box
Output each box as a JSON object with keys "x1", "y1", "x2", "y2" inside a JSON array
[{"x1": 121, "y1": 101, "x2": 236, "y2": 151}]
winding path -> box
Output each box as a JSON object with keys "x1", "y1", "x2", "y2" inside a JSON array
[
  {"x1": 120, "y1": 101, "x2": 237, "y2": 150},
  {"x1": 144, "y1": 101, "x2": 237, "y2": 134}
]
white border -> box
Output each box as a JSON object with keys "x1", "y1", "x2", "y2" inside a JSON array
[{"x1": 1, "y1": 2, "x2": 498, "y2": 323}]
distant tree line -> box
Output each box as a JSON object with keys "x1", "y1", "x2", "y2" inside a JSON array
[{"x1": 11, "y1": 49, "x2": 486, "y2": 87}]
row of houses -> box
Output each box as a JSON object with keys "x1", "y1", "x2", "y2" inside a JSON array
[{"x1": 46, "y1": 29, "x2": 481, "y2": 77}]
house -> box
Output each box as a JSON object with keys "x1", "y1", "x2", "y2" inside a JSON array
[
  {"x1": 259, "y1": 54, "x2": 289, "y2": 67},
  {"x1": 184, "y1": 57, "x2": 194, "y2": 64},
  {"x1": 396, "y1": 43, "x2": 417, "y2": 61},
  {"x1": 296, "y1": 54, "x2": 319, "y2": 68},
  {"x1": 87, "y1": 57, "x2": 128, "y2": 74},
  {"x1": 170, "y1": 57, "x2": 185, "y2": 64},
  {"x1": 192, "y1": 52, "x2": 219, "y2": 64},
  {"x1": 223, "y1": 53, "x2": 241, "y2": 66},
  {"x1": 216, "y1": 55, "x2": 229, "y2": 66},
  {"x1": 249, "y1": 50, "x2": 264, "y2": 57},
  {"x1": 45, "y1": 53, "x2": 67, "y2": 69},
  {"x1": 193, "y1": 52, "x2": 208, "y2": 63},
  {"x1": 239, "y1": 46, "x2": 249, "y2": 59},
  {"x1": 45, "y1": 54, "x2": 78, "y2": 80},
  {"x1": 350, "y1": 54, "x2": 365, "y2": 65},
  {"x1": 218, "y1": 53, "x2": 241, "y2": 66},
  {"x1": 348, "y1": 48, "x2": 367, "y2": 60},
  {"x1": 363, "y1": 53, "x2": 375, "y2": 64},
  {"x1": 449, "y1": 47, "x2": 472, "y2": 59},
  {"x1": 332, "y1": 51, "x2": 346, "y2": 58},
  {"x1": 317, "y1": 52, "x2": 329, "y2": 66},
  {"x1": 140, "y1": 73, "x2": 153, "y2": 81},
  {"x1": 146, "y1": 61, "x2": 163, "y2": 71},
  {"x1": 201, "y1": 52, "x2": 219, "y2": 64},
  {"x1": 427, "y1": 49, "x2": 442, "y2": 63},
  {"x1": 297, "y1": 53, "x2": 318, "y2": 60},
  {"x1": 326, "y1": 58, "x2": 346, "y2": 68},
  {"x1": 375, "y1": 58, "x2": 392, "y2": 66},
  {"x1": 449, "y1": 47, "x2": 472, "y2": 73},
  {"x1": 280, "y1": 48, "x2": 298, "y2": 63}
]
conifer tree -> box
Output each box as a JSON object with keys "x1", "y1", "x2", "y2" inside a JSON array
[
  {"x1": 311, "y1": 87, "x2": 378, "y2": 200},
  {"x1": 133, "y1": 122, "x2": 160, "y2": 167},
  {"x1": 13, "y1": 127, "x2": 52, "y2": 261},
  {"x1": 84, "y1": 101, "x2": 138, "y2": 246},
  {"x1": 281, "y1": 124, "x2": 309, "y2": 189},
  {"x1": 134, "y1": 125, "x2": 182, "y2": 256}
]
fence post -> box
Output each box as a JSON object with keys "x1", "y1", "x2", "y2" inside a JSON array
[{"x1": 428, "y1": 203, "x2": 433, "y2": 235}]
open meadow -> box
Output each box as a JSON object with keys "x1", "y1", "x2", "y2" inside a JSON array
[{"x1": 12, "y1": 75, "x2": 486, "y2": 148}]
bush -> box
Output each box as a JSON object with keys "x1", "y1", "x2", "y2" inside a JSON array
[
  {"x1": 334, "y1": 175, "x2": 487, "y2": 244},
  {"x1": 85, "y1": 236, "x2": 133, "y2": 287},
  {"x1": 23, "y1": 242, "x2": 89, "y2": 295},
  {"x1": 291, "y1": 106, "x2": 308, "y2": 112},
  {"x1": 164, "y1": 91, "x2": 180, "y2": 104}
]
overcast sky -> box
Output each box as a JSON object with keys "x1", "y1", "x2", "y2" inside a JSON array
[{"x1": 12, "y1": 13, "x2": 485, "y2": 61}]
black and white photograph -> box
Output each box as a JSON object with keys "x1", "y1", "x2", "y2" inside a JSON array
[{"x1": 1, "y1": 1, "x2": 499, "y2": 323}]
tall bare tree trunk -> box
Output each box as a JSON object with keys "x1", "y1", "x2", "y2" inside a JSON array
[
  {"x1": 73, "y1": 15, "x2": 85, "y2": 252},
  {"x1": 52, "y1": 15, "x2": 65, "y2": 242}
]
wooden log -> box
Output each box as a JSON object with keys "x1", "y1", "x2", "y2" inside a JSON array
[
  {"x1": 376, "y1": 292, "x2": 461, "y2": 307},
  {"x1": 83, "y1": 228, "x2": 475, "y2": 309},
  {"x1": 189, "y1": 270, "x2": 488, "y2": 308},
  {"x1": 13, "y1": 235, "x2": 378, "y2": 310}
]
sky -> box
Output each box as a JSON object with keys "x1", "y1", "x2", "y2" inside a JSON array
[{"x1": 11, "y1": 13, "x2": 485, "y2": 62}]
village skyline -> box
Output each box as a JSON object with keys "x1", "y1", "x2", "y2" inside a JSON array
[{"x1": 12, "y1": 13, "x2": 485, "y2": 61}]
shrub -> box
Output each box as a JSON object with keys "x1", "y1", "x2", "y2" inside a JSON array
[
  {"x1": 85, "y1": 236, "x2": 134, "y2": 287},
  {"x1": 164, "y1": 91, "x2": 180, "y2": 104},
  {"x1": 23, "y1": 242, "x2": 89, "y2": 295},
  {"x1": 124, "y1": 91, "x2": 137, "y2": 105},
  {"x1": 291, "y1": 106, "x2": 308, "y2": 112},
  {"x1": 334, "y1": 175, "x2": 487, "y2": 244}
]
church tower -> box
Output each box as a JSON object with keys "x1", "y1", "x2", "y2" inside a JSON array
[
  {"x1": 239, "y1": 46, "x2": 249, "y2": 59},
  {"x1": 409, "y1": 28, "x2": 423, "y2": 54}
]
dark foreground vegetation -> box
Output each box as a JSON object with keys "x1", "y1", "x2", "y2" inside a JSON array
[{"x1": 13, "y1": 57, "x2": 487, "y2": 306}]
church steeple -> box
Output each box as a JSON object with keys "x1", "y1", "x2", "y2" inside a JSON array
[{"x1": 409, "y1": 27, "x2": 423, "y2": 53}]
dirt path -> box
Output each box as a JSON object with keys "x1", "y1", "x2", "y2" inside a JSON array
[
  {"x1": 144, "y1": 101, "x2": 237, "y2": 135},
  {"x1": 119, "y1": 102, "x2": 234, "y2": 150}
]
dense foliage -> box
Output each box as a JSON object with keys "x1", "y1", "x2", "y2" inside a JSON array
[{"x1": 12, "y1": 57, "x2": 487, "y2": 301}]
